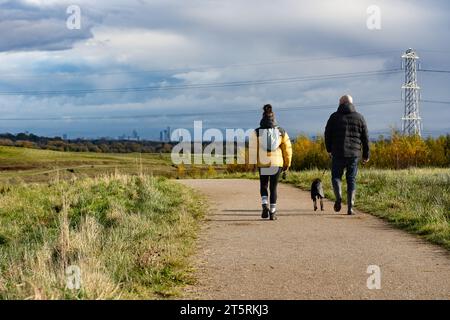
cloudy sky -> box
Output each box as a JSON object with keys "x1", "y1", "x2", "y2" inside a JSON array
[{"x1": 0, "y1": 0, "x2": 449, "y2": 139}]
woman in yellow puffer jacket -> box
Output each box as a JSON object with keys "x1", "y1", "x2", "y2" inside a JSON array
[{"x1": 249, "y1": 104, "x2": 292, "y2": 220}]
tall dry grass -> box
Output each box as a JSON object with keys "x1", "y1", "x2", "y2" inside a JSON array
[{"x1": 0, "y1": 174, "x2": 205, "y2": 299}]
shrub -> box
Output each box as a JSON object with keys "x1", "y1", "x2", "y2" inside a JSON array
[{"x1": 292, "y1": 133, "x2": 449, "y2": 170}]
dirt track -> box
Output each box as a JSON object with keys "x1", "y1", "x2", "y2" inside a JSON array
[{"x1": 179, "y1": 179, "x2": 450, "y2": 300}]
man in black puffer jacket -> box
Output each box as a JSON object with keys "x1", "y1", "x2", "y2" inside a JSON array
[{"x1": 325, "y1": 95, "x2": 369, "y2": 215}]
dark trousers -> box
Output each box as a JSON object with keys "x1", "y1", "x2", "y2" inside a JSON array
[
  {"x1": 259, "y1": 167, "x2": 282, "y2": 204},
  {"x1": 331, "y1": 156, "x2": 359, "y2": 202}
]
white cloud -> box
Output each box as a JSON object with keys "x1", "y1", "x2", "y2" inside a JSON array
[
  {"x1": 34, "y1": 26, "x2": 200, "y2": 71},
  {"x1": 173, "y1": 70, "x2": 222, "y2": 83}
]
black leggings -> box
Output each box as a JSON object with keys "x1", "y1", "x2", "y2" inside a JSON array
[{"x1": 259, "y1": 167, "x2": 282, "y2": 204}]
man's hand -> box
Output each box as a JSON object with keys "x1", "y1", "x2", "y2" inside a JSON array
[
  {"x1": 328, "y1": 152, "x2": 332, "y2": 159},
  {"x1": 362, "y1": 158, "x2": 370, "y2": 164},
  {"x1": 282, "y1": 166, "x2": 289, "y2": 172}
]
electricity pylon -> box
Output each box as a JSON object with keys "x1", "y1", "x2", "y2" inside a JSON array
[{"x1": 401, "y1": 48, "x2": 422, "y2": 136}]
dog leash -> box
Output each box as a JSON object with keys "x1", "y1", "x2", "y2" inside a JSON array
[
  {"x1": 283, "y1": 168, "x2": 326, "y2": 180},
  {"x1": 320, "y1": 157, "x2": 333, "y2": 177}
]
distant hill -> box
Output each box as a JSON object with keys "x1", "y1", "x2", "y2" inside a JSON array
[{"x1": 0, "y1": 132, "x2": 174, "y2": 153}]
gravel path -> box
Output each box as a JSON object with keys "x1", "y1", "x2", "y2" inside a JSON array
[{"x1": 180, "y1": 179, "x2": 450, "y2": 300}]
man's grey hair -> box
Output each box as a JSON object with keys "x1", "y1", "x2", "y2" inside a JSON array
[{"x1": 339, "y1": 95, "x2": 353, "y2": 104}]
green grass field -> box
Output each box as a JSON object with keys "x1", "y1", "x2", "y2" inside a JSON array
[
  {"x1": 0, "y1": 174, "x2": 205, "y2": 299},
  {"x1": 0, "y1": 146, "x2": 227, "y2": 184},
  {"x1": 0, "y1": 146, "x2": 176, "y2": 183}
]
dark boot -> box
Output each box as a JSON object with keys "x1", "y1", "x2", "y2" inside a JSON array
[
  {"x1": 347, "y1": 190, "x2": 356, "y2": 215},
  {"x1": 269, "y1": 210, "x2": 277, "y2": 220},
  {"x1": 332, "y1": 180, "x2": 342, "y2": 213},
  {"x1": 261, "y1": 204, "x2": 269, "y2": 219},
  {"x1": 269, "y1": 205, "x2": 277, "y2": 220}
]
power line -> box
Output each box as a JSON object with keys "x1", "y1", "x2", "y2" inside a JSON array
[
  {"x1": 0, "y1": 99, "x2": 401, "y2": 121},
  {"x1": 0, "y1": 50, "x2": 399, "y2": 79},
  {"x1": 417, "y1": 49, "x2": 450, "y2": 55},
  {"x1": 419, "y1": 69, "x2": 450, "y2": 74},
  {"x1": 0, "y1": 69, "x2": 401, "y2": 96},
  {"x1": 160, "y1": 99, "x2": 402, "y2": 118},
  {"x1": 421, "y1": 99, "x2": 450, "y2": 105},
  {"x1": 370, "y1": 129, "x2": 449, "y2": 135}
]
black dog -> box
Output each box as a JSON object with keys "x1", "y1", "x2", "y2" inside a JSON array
[{"x1": 311, "y1": 178, "x2": 324, "y2": 211}]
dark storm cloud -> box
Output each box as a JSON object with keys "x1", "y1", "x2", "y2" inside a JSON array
[{"x1": 0, "y1": 0, "x2": 96, "y2": 52}]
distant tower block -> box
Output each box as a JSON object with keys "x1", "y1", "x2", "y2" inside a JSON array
[{"x1": 401, "y1": 48, "x2": 422, "y2": 136}]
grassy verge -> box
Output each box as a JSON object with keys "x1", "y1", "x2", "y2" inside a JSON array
[
  {"x1": 209, "y1": 168, "x2": 450, "y2": 250},
  {"x1": 0, "y1": 146, "x2": 227, "y2": 183},
  {"x1": 0, "y1": 146, "x2": 175, "y2": 183},
  {"x1": 0, "y1": 174, "x2": 205, "y2": 299}
]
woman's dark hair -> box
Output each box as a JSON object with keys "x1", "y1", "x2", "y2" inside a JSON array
[{"x1": 263, "y1": 104, "x2": 274, "y2": 118}]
